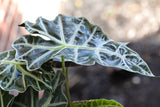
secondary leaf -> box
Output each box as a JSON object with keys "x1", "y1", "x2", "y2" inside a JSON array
[
  {"x1": 13, "y1": 70, "x2": 67, "y2": 107},
  {"x1": 72, "y1": 99, "x2": 123, "y2": 107},
  {"x1": 0, "y1": 89, "x2": 15, "y2": 107},
  {"x1": 12, "y1": 14, "x2": 154, "y2": 76},
  {"x1": 13, "y1": 88, "x2": 67, "y2": 107},
  {"x1": 0, "y1": 50, "x2": 53, "y2": 92}
]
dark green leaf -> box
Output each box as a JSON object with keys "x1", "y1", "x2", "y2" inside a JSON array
[
  {"x1": 38, "y1": 70, "x2": 67, "y2": 107},
  {"x1": 72, "y1": 99, "x2": 123, "y2": 107},
  {"x1": 12, "y1": 14, "x2": 154, "y2": 76},
  {"x1": 13, "y1": 70, "x2": 67, "y2": 107},
  {"x1": 0, "y1": 50, "x2": 53, "y2": 92},
  {"x1": 0, "y1": 89, "x2": 15, "y2": 107}
]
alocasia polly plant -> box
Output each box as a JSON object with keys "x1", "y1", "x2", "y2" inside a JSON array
[{"x1": 0, "y1": 14, "x2": 154, "y2": 107}]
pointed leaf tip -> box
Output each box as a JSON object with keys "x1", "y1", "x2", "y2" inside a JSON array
[
  {"x1": 18, "y1": 23, "x2": 25, "y2": 27},
  {"x1": 12, "y1": 14, "x2": 154, "y2": 77}
]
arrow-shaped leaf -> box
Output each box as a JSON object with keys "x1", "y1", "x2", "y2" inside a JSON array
[{"x1": 12, "y1": 14, "x2": 154, "y2": 76}]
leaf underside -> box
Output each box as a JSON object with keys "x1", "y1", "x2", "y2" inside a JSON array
[
  {"x1": 12, "y1": 14, "x2": 154, "y2": 76},
  {"x1": 72, "y1": 99, "x2": 123, "y2": 107}
]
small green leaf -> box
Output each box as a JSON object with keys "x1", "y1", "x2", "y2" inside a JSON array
[
  {"x1": 72, "y1": 99, "x2": 123, "y2": 107},
  {"x1": 12, "y1": 14, "x2": 154, "y2": 76},
  {"x1": 0, "y1": 89, "x2": 15, "y2": 107}
]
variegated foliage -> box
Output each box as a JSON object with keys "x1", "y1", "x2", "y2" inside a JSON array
[
  {"x1": 0, "y1": 50, "x2": 52, "y2": 92},
  {"x1": 13, "y1": 87, "x2": 67, "y2": 107},
  {"x1": 0, "y1": 50, "x2": 67, "y2": 107},
  {"x1": 0, "y1": 14, "x2": 155, "y2": 107},
  {"x1": 12, "y1": 14, "x2": 154, "y2": 76}
]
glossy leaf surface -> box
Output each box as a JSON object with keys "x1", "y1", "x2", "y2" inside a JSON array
[
  {"x1": 0, "y1": 50, "x2": 54, "y2": 92},
  {"x1": 72, "y1": 99, "x2": 123, "y2": 107},
  {"x1": 12, "y1": 14, "x2": 154, "y2": 76}
]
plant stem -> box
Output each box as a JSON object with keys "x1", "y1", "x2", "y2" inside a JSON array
[
  {"x1": 0, "y1": 89, "x2": 4, "y2": 107},
  {"x1": 61, "y1": 56, "x2": 73, "y2": 107},
  {"x1": 30, "y1": 88, "x2": 34, "y2": 107},
  {"x1": 65, "y1": 67, "x2": 73, "y2": 107},
  {"x1": 62, "y1": 56, "x2": 66, "y2": 74}
]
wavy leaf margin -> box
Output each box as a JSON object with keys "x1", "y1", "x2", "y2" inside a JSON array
[{"x1": 12, "y1": 14, "x2": 154, "y2": 77}]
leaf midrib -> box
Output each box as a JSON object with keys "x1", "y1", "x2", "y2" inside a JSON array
[
  {"x1": 14, "y1": 43, "x2": 123, "y2": 58},
  {"x1": 65, "y1": 45, "x2": 152, "y2": 76},
  {"x1": 0, "y1": 60, "x2": 25, "y2": 65},
  {"x1": 14, "y1": 42, "x2": 152, "y2": 76}
]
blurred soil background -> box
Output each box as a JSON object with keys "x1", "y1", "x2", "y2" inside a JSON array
[
  {"x1": 61, "y1": 0, "x2": 160, "y2": 107},
  {"x1": 1, "y1": 0, "x2": 160, "y2": 107}
]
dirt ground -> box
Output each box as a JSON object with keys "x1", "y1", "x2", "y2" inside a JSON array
[{"x1": 60, "y1": 0, "x2": 160, "y2": 107}]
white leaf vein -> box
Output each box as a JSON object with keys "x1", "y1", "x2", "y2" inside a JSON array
[{"x1": 68, "y1": 18, "x2": 84, "y2": 44}]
